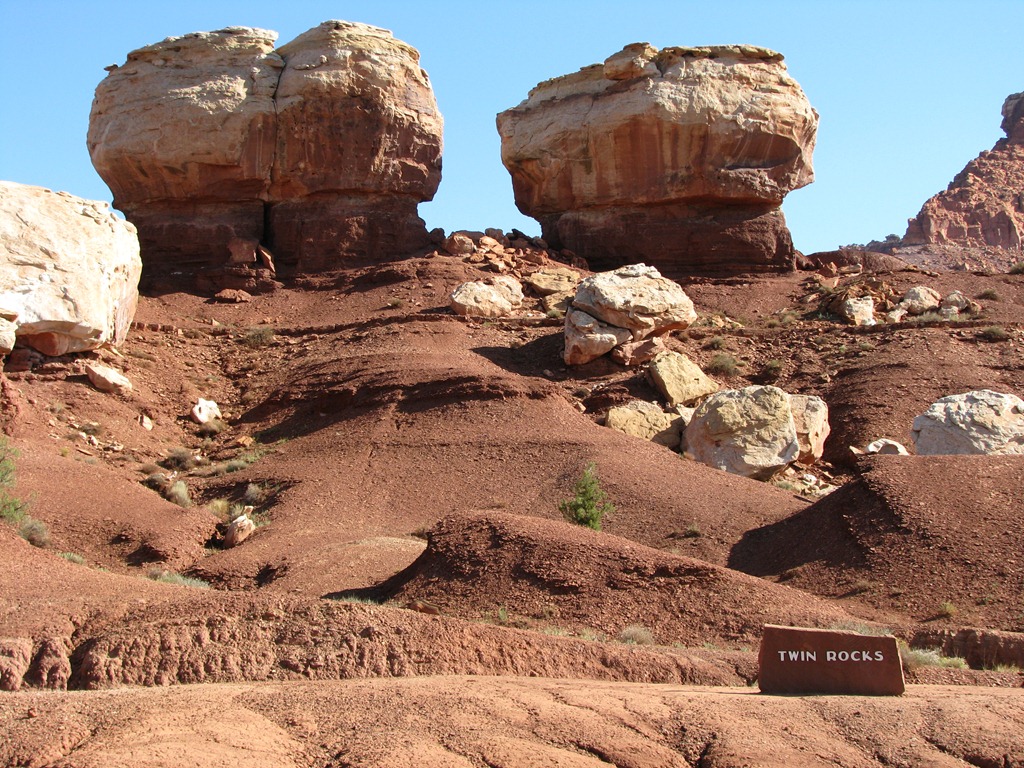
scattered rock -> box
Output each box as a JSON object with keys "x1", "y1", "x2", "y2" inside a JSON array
[
  {"x1": 0, "y1": 182, "x2": 141, "y2": 355},
  {"x1": 224, "y1": 513, "x2": 257, "y2": 548},
  {"x1": 788, "y1": 394, "x2": 830, "y2": 464},
  {"x1": 571, "y1": 264, "x2": 697, "y2": 339},
  {"x1": 838, "y1": 296, "x2": 876, "y2": 326},
  {"x1": 864, "y1": 438, "x2": 909, "y2": 456},
  {"x1": 686, "y1": 386, "x2": 800, "y2": 479},
  {"x1": 497, "y1": 44, "x2": 817, "y2": 278},
  {"x1": 449, "y1": 276, "x2": 524, "y2": 318},
  {"x1": 442, "y1": 232, "x2": 476, "y2": 256},
  {"x1": 214, "y1": 289, "x2": 253, "y2": 303},
  {"x1": 523, "y1": 267, "x2": 580, "y2": 296},
  {"x1": 647, "y1": 352, "x2": 719, "y2": 408},
  {"x1": 84, "y1": 363, "x2": 133, "y2": 395},
  {"x1": 609, "y1": 337, "x2": 666, "y2": 367},
  {"x1": 912, "y1": 390, "x2": 1024, "y2": 455},
  {"x1": 605, "y1": 400, "x2": 682, "y2": 449},
  {"x1": 563, "y1": 309, "x2": 631, "y2": 365},
  {"x1": 191, "y1": 398, "x2": 222, "y2": 425},
  {"x1": 899, "y1": 286, "x2": 941, "y2": 315}
]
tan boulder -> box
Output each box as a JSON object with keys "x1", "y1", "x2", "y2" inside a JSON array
[
  {"x1": 191, "y1": 398, "x2": 222, "y2": 425},
  {"x1": 523, "y1": 267, "x2": 580, "y2": 296},
  {"x1": 609, "y1": 337, "x2": 666, "y2": 367},
  {"x1": 498, "y1": 44, "x2": 817, "y2": 278},
  {"x1": 85, "y1": 363, "x2": 133, "y2": 395},
  {"x1": 571, "y1": 264, "x2": 697, "y2": 339},
  {"x1": 0, "y1": 182, "x2": 141, "y2": 356},
  {"x1": 450, "y1": 276, "x2": 524, "y2": 318},
  {"x1": 899, "y1": 286, "x2": 941, "y2": 315},
  {"x1": 838, "y1": 296, "x2": 876, "y2": 326},
  {"x1": 686, "y1": 386, "x2": 800, "y2": 479},
  {"x1": 788, "y1": 394, "x2": 830, "y2": 463},
  {"x1": 647, "y1": 351, "x2": 718, "y2": 407},
  {"x1": 0, "y1": 318, "x2": 16, "y2": 355},
  {"x1": 912, "y1": 390, "x2": 1024, "y2": 455},
  {"x1": 224, "y1": 512, "x2": 257, "y2": 548},
  {"x1": 605, "y1": 400, "x2": 681, "y2": 449},
  {"x1": 865, "y1": 438, "x2": 909, "y2": 456},
  {"x1": 563, "y1": 309, "x2": 631, "y2": 365}
]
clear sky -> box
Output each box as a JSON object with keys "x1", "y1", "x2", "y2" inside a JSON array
[{"x1": 2, "y1": 0, "x2": 1021, "y2": 255}]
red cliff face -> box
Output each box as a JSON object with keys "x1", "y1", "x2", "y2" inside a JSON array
[
  {"x1": 88, "y1": 22, "x2": 443, "y2": 286},
  {"x1": 497, "y1": 44, "x2": 818, "y2": 279},
  {"x1": 904, "y1": 93, "x2": 1024, "y2": 252}
]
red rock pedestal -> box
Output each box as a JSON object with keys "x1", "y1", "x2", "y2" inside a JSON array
[{"x1": 758, "y1": 624, "x2": 905, "y2": 696}]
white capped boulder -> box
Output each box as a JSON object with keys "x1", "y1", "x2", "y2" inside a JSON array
[
  {"x1": 838, "y1": 296, "x2": 875, "y2": 326},
  {"x1": 647, "y1": 351, "x2": 719, "y2": 407},
  {"x1": 0, "y1": 182, "x2": 142, "y2": 356},
  {"x1": 191, "y1": 398, "x2": 222, "y2": 425},
  {"x1": 449, "y1": 276, "x2": 524, "y2": 318},
  {"x1": 224, "y1": 510, "x2": 257, "y2": 548},
  {"x1": 605, "y1": 400, "x2": 681, "y2": 449},
  {"x1": 571, "y1": 264, "x2": 696, "y2": 339},
  {"x1": 686, "y1": 385, "x2": 799, "y2": 479},
  {"x1": 523, "y1": 267, "x2": 580, "y2": 296},
  {"x1": 563, "y1": 309, "x2": 632, "y2": 365},
  {"x1": 788, "y1": 394, "x2": 830, "y2": 463},
  {"x1": 865, "y1": 438, "x2": 909, "y2": 455},
  {"x1": 911, "y1": 390, "x2": 1024, "y2": 455},
  {"x1": 899, "y1": 286, "x2": 941, "y2": 315}
]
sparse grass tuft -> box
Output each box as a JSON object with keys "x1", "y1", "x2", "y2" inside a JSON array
[
  {"x1": 243, "y1": 483, "x2": 267, "y2": 506},
  {"x1": 197, "y1": 418, "x2": 228, "y2": 437},
  {"x1": 385, "y1": 298, "x2": 405, "y2": 309},
  {"x1": 0, "y1": 437, "x2": 27, "y2": 527},
  {"x1": 617, "y1": 625, "x2": 655, "y2": 645},
  {"x1": 909, "y1": 311, "x2": 946, "y2": 324},
  {"x1": 1008, "y1": 262, "x2": 1024, "y2": 275},
  {"x1": 936, "y1": 600, "x2": 958, "y2": 619},
  {"x1": 58, "y1": 552, "x2": 85, "y2": 565},
  {"x1": 899, "y1": 645, "x2": 967, "y2": 671},
  {"x1": 559, "y1": 463, "x2": 614, "y2": 531},
  {"x1": 761, "y1": 359, "x2": 784, "y2": 381},
  {"x1": 18, "y1": 517, "x2": 50, "y2": 548},
  {"x1": 161, "y1": 447, "x2": 196, "y2": 471},
  {"x1": 976, "y1": 289, "x2": 1000, "y2": 301},
  {"x1": 705, "y1": 353, "x2": 740, "y2": 377},
  {"x1": 146, "y1": 567, "x2": 210, "y2": 588},
  {"x1": 978, "y1": 325, "x2": 1010, "y2": 342},
  {"x1": 165, "y1": 481, "x2": 191, "y2": 508},
  {"x1": 703, "y1": 335, "x2": 728, "y2": 350},
  {"x1": 241, "y1": 326, "x2": 275, "y2": 348}
]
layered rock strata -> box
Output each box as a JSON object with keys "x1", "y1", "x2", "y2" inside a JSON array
[
  {"x1": 0, "y1": 182, "x2": 141, "y2": 355},
  {"x1": 497, "y1": 43, "x2": 817, "y2": 279},
  {"x1": 88, "y1": 21, "x2": 443, "y2": 286},
  {"x1": 904, "y1": 93, "x2": 1024, "y2": 253}
]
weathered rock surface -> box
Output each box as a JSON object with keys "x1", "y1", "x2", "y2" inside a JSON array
[
  {"x1": 865, "y1": 438, "x2": 909, "y2": 456},
  {"x1": 563, "y1": 309, "x2": 631, "y2": 365},
  {"x1": 0, "y1": 182, "x2": 141, "y2": 355},
  {"x1": 686, "y1": 386, "x2": 799, "y2": 479},
  {"x1": 605, "y1": 400, "x2": 681, "y2": 448},
  {"x1": 904, "y1": 92, "x2": 1024, "y2": 254},
  {"x1": 85, "y1": 363, "x2": 133, "y2": 395},
  {"x1": 450, "y1": 277, "x2": 524, "y2": 318},
  {"x1": 497, "y1": 44, "x2": 817, "y2": 278},
  {"x1": 647, "y1": 352, "x2": 719, "y2": 407},
  {"x1": 88, "y1": 21, "x2": 443, "y2": 285},
  {"x1": 912, "y1": 390, "x2": 1024, "y2": 455},
  {"x1": 788, "y1": 394, "x2": 830, "y2": 463},
  {"x1": 899, "y1": 286, "x2": 941, "y2": 315}
]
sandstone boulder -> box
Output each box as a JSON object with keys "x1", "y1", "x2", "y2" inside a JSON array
[
  {"x1": 0, "y1": 319, "x2": 16, "y2": 355},
  {"x1": 912, "y1": 390, "x2": 1024, "y2": 455},
  {"x1": 85, "y1": 363, "x2": 133, "y2": 395},
  {"x1": 89, "y1": 21, "x2": 443, "y2": 284},
  {"x1": 605, "y1": 400, "x2": 681, "y2": 449},
  {"x1": 224, "y1": 512, "x2": 257, "y2": 548},
  {"x1": 837, "y1": 296, "x2": 875, "y2": 326},
  {"x1": 609, "y1": 337, "x2": 666, "y2": 367},
  {"x1": 0, "y1": 182, "x2": 141, "y2": 356},
  {"x1": 523, "y1": 267, "x2": 580, "y2": 296},
  {"x1": 571, "y1": 264, "x2": 697, "y2": 338},
  {"x1": 899, "y1": 286, "x2": 941, "y2": 315},
  {"x1": 686, "y1": 386, "x2": 799, "y2": 479},
  {"x1": 788, "y1": 394, "x2": 830, "y2": 463},
  {"x1": 497, "y1": 44, "x2": 817, "y2": 278},
  {"x1": 865, "y1": 438, "x2": 909, "y2": 456},
  {"x1": 904, "y1": 92, "x2": 1024, "y2": 254},
  {"x1": 449, "y1": 276, "x2": 524, "y2": 318},
  {"x1": 647, "y1": 352, "x2": 719, "y2": 407},
  {"x1": 191, "y1": 398, "x2": 222, "y2": 425},
  {"x1": 563, "y1": 309, "x2": 632, "y2": 365}
]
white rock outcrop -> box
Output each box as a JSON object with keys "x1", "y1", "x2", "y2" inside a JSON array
[
  {"x1": 788, "y1": 394, "x2": 831, "y2": 463},
  {"x1": 912, "y1": 390, "x2": 1024, "y2": 455},
  {"x1": 899, "y1": 286, "x2": 942, "y2": 315},
  {"x1": 647, "y1": 351, "x2": 719, "y2": 407},
  {"x1": 605, "y1": 400, "x2": 682, "y2": 449},
  {"x1": 563, "y1": 309, "x2": 632, "y2": 365},
  {"x1": 449, "y1": 276, "x2": 524, "y2": 318},
  {"x1": 85, "y1": 363, "x2": 133, "y2": 395},
  {"x1": 686, "y1": 386, "x2": 800, "y2": 479},
  {"x1": 0, "y1": 182, "x2": 141, "y2": 355}
]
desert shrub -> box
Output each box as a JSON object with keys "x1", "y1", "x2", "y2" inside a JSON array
[
  {"x1": 0, "y1": 437, "x2": 27, "y2": 526},
  {"x1": 978, "y1": 325, "x2": 1009, "y2": 342},
  {"x1": 559, "y1": 463, "x2": 614, "y2": 531},
  {"x1": 161, "y1": 447, "x2": 196, "y2": 471},
  {"x1": 58, "y1": 551, "x2": 85, "y2": 565},
  {"x1": 899, "y1": 645, "x2": 967, "y2": 671},
  {"x1": 241, "y1": 326, "x2": 275, "y2": 348},
  {"x1": 197, "y1": 418, "x2": 228, "y2": 437},
  {"x1": 144, "y1": 472, "x2": 170, "y2": 491},
  {"x1": 165, "y1": 481, "x2": 191, "y2": 508},
  {"x1": 703, "y1": 335, "x2": 728, "y2": 350},
  {"x1": 385, "y1": 298, "x2": 405, "y2": 309},
  {"x1": 207, "y1": 498, "x2": 232, "y2": 521},
  {"x1": 936, "y1": 600, "x2": 958, "y2": 619},
  {"x1": 146, "y1": 567, "x2": 209, "y2": 588},
  {"x1": 976, "y1": 289, "x2": 1000, "y2": 301},
  {"x1": 761, "y1": 359, "x2": 784, "y2": 381},
  {"x1": 909, "y1": 311, "x2": 945, "y2": 324},
  {"x1": 243, "y1": 482, "x2": 267, "y2": 506},
  {"x1": 705, "y1": 353, "x2": 739, "y2": 377},
  {"x1": 18, "y1": 517, "x2": 50, "y2": 548},
  {"x1": 1009, "y1": 262, "x2": 1024, "y2": 275},
  {"x1": 617, "y1": 625, "x2": 655, "y2": 645}
]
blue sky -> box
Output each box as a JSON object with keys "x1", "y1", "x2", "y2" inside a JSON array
[{"x1": 2, "y1": 0, "x2": 1021, "y2": 255}]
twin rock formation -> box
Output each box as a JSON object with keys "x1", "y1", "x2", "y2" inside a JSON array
[
  {"x1": 88, "y1": 22, "x2": 443, "y2": 285},
  {"x1": 88, "y1": 26, "x2": 818, "y2": 286}
]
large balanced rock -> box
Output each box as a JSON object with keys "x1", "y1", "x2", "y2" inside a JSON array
[
  {"x1": 912, "y1": 390, "x2": 1024, "y2": 455},
  {"x1": 686, "y1": 386, "x2": 800, "y2": 479},
  {"x1": 88, "y1": 22, "x2": 442, "y2": 284},
  {"x1": 904, "y1": 92, "x2": 1024, "y2": 254},
  {"x1": 0, "y1": 182, "x2": 141, "y2": 355},
  {"x1": 497, "y1": 43, "x2": 817, "y2": 279}
]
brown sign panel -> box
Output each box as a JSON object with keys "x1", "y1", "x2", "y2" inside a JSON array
[{"x1": 758, "y1": 624, "x2": 905, "y2": 696}]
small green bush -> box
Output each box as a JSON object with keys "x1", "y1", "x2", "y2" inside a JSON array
[
  {"x1": 617, "y1": 625, "x2": 655, "y2": 645},
  {"x1": 241, "y1": 327, "x2": 275, "y2": 348},
  {"x1": 161, "y1": 447, "x2": 196, "y2": 471},
  {"x1": 937, "y1": 600, "x2": 958, "y2": 619},
  {"x1": 703, "y1": 335, "x2": 728, "y2": 350},
  {"x1": 197, "y1": 418, "x2": 228, "y2": 437},
  {"x1": 18, "y1": 517, "x2": 50, "y2": 548},
  {"x1": 58, "y1": 552, "x2": 85, "y2": 565},
  {"x1": 146, "y1": 567, "x2": 209, "y2": 588},
  {"x1": 243, "y1": 482, "x2": 267, "y2": 506},
  {"x1": 978, "y1": 325, "x2": 1010, "y2": 342},
  {"x1": 705, "y1": 353, "x2": 739, "y2": 377},
  {"x1": 761, "y1": 359, "x2": 784, "y2": 381},
  {"x1": 899, "y1": 645, "x2": 967, "y2": 671},
  {"x1": 165, "y1": 481, "x2": 191, "y2": 508},
  {"x1": 559, "y1": 463, "x2": 614, "y2": 531},
  {"x1": 0, "y1": 437, "x2": 27, "y2": 526},
  {"x1": 1008, "y1": 262, "x2": 1024, "y2": 275}
]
